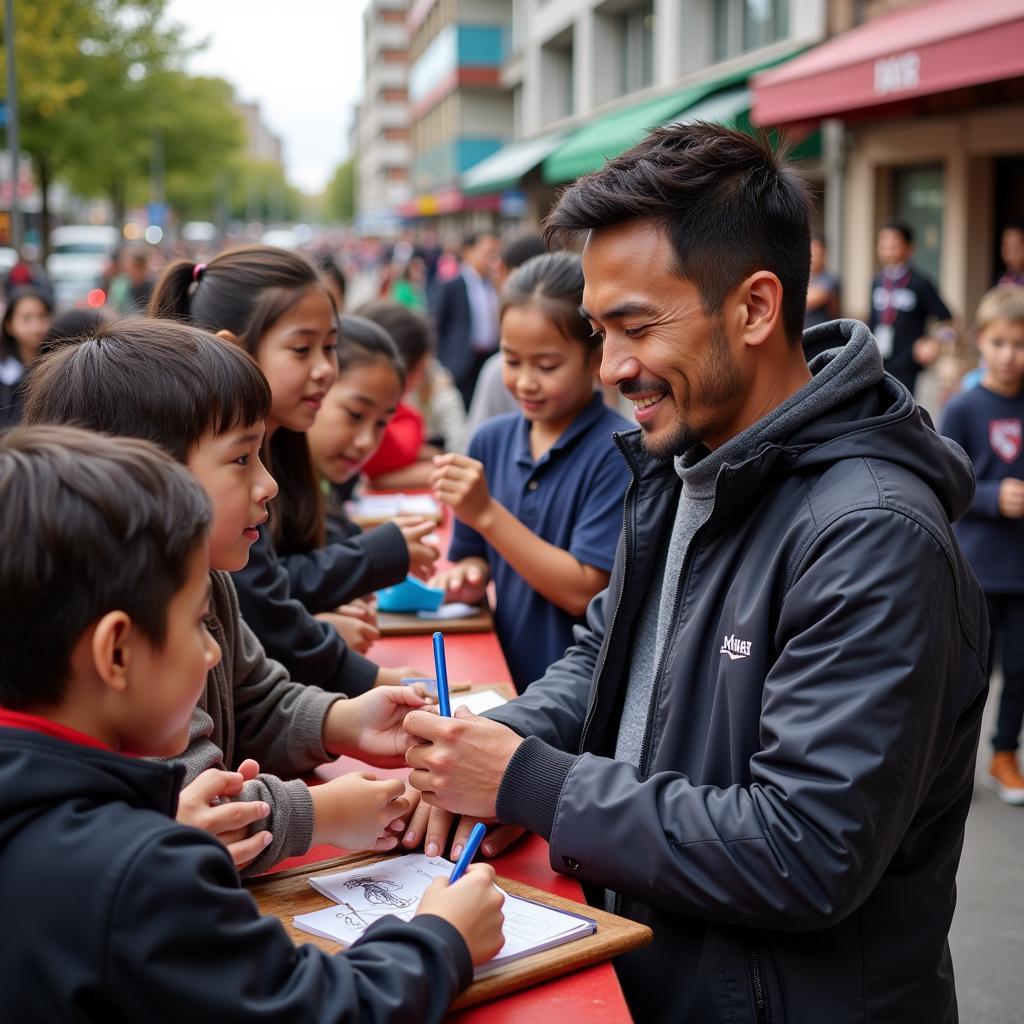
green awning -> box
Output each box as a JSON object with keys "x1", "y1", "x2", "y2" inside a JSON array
[
  {"x1": 542, "y1": 53, "x2": 797, "y2": 184},
  {"x1": 461, "y1": 131, "x2": 566, "y2": 195},
  {"x1": 669, "y1": 86, "x2": 751, "y2": 129}
]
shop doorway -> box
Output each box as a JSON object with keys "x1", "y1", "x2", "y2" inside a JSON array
[{"x1": 892, "y1": 163, "x2": 944, "y2": 282}]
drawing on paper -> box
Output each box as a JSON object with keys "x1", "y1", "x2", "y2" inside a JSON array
[{"x1": 343, "y1": 876, "x2": 415, "y2": 910}]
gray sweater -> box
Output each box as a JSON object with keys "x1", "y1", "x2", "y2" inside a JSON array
[{"x1": 167, "y1": 570, "x2": 344, "y2": 875}]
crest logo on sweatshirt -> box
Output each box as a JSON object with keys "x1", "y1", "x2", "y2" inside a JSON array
[
  {"x1": 720, "y1": 634, "x2": 752, "y2": 660},
  {"x1": 989, "y1": 419, "x2": 1022, "y2": 464}
]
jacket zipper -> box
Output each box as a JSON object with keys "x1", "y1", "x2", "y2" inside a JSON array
[{"x1": 749, "y1": 948, "x2": 770, "y2": 1024}]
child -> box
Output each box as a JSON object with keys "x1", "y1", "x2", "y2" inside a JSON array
[
  {"x1": 309, "y1": 314, "x2": 440, "y2": 568},
  {"x1": 361, "y1": 299, "x2": 469, "y2": 456},
  {"x1": 0, "y1": 425, "x2": 504, "y2": 1022},
  {"x1": 149, "y1": 246, "x2": 425, "y2": 692},
  {"x1": 941, "y1": 285, "x2": 1024, "y2": 804},
  {"x1": 431, "y1": 253, "x2": 632, "y2": 691},
  {"x1": 25, "y1": 322, "x2": 424, "y2": 875},
  {"x1": 0, "y1": 286, "x2": 52, "y2": 427}
]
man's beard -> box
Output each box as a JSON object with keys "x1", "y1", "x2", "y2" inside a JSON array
[{"x1": 635, "y1": 322, "x2": 742, "y2": 460}]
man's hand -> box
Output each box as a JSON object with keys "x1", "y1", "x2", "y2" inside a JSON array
[
  {"x1": 394, "y1": 516, "x2": 441, "y2": 580},
  {"x1": 430, "y1": 453, "x2": 495, "y2": 530},
  {"x1": 999, "y1": 477, "x2": 1024, "y2": 518},
  {"x1": 404, "y1": 707, "x2": 524, "y2": 818},
  {"x1": 176, "y1": 758, "x2": 272, "y2": 868},
  {"x1": 430, "y1": 559, "x2": 489, "y2": 605},
  {"x1": 324, "y1": 685, "x2": 431, "y2": 765},
  {"x1": 401, "y1": 801, "x2": 525, "y2": 860}
]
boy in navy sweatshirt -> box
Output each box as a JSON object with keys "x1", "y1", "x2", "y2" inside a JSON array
[
  {"x1": 941, "y1": 285, "x2": 1024, "y2": 803},
  {"x1": 0, "y1": 425, "x2": 504, "y2": 1022}
]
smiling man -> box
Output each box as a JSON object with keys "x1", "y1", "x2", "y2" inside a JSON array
[{"x1": 404, "y1": 124, "x2": 989, "y2": 1023}]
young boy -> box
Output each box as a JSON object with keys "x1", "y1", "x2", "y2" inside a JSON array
[
  {"x1": 941, "y1": 285, "x2": 1024, "y2": 803},
  {"x1": 24, "y1": 322, "x2": 423, "y2": 874},
  {"x1": 0, "y1": 425, "x2": 504, "y2": 1021}
]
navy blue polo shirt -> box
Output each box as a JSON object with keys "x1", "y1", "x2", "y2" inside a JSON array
[{"x1": 450, "y1": 393, "x2": 632, "y2": 691}]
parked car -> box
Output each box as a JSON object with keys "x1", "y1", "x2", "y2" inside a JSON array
[{"x1": 46, "y1": 225, "x2": 121, "y2": 309}]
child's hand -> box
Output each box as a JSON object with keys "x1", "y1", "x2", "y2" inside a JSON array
[
  {"x1": 339, "y1": 597, "x2": 377, "y2": 627},
  {"x1": 375, "y1": 664, "x2": 430, "y2": 687},
  {"x1": 310, "y1": 772, "x2": 410, "y2": 852},
  {"x1": 430, "y1": 453, "x2": 494, "y2": 529},
  {"x1": 325, "y1": 684, "x2": 431, "y2": 765},
  {"x1": 176, "y1": 758, "x2": 272, "y2": 868},
  {"x1": 417, "y1": 864, "x2": 506, "y2": 966},
  {"x1": 393, "y1": 517, "x2": 441, "y2": 580},
  {"x1": 430, "y1": 560, "x2": 489, "y2": 606},
  {"x1": 999, "y1": 478, "x2": 1024, "y2": 518},
  {"x1": 317, "y1": 610, "x2": 380, "y2": 654}
]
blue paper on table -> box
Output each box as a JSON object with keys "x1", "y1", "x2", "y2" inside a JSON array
[{"x1": 376, "y1": 575, "x2": 445, "y2": 613}]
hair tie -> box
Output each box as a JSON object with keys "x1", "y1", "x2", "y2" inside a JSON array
[{"x1": 192, "y1": 263, "x2": 207, "y2": 282}]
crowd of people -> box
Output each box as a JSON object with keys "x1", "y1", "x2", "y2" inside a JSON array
[{"x1": 0, "y1": 120, "x2": 1022, "y2": 1022}]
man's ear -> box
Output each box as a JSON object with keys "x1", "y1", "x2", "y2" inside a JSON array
[
  {"x1": 90, "y1": 611, "x2": 133, "y2": 693},
  {"x1": 214, "y1": 328, "x2": 240, "y2": 345},
  {"x1": 736, "y1": 271, "x2": 784, "y2": 349}
]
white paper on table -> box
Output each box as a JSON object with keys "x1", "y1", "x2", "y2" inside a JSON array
[
  {"x1": 451, "y1": 688, "x2": 509, "y2": 715},
  {"x1": 294, "y1": 854, "x2": 595, "y2": 976},
  {"x1": 349, "y1": 493, "x2": 441, "y2": 519},
  {"x1": 414, "y1": 602, "x2": 479, "y2": 621}
]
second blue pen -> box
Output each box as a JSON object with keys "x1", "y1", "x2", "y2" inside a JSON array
[{"x1": 432, "y1": 630, "x2": 451, "y2": 717}]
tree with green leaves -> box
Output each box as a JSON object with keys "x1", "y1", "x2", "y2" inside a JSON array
[{"x1": 324, "y1": 159, "x2": 356, "y2": 225}]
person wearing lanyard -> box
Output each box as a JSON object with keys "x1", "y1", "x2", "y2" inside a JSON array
[{"x1": 868, "y1": 220, "x2": 955, "y2": 395}]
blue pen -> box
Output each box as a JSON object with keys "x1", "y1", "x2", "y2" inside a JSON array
[
  {"x1": 432, "y1": 631, "x2": 451, "y2": 717},
  {"x1": 448, "y1": 822, "x2": 487, "y2": 882}
]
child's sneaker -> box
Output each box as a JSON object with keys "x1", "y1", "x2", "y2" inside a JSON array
[{"x1": 987, "y1": 752, "x2": 1024, "y2": 805}]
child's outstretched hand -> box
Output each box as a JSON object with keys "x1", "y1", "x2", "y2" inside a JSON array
[
  {"x1": 325, "y1": 684, "x2": 431, "y2": 766},
  {"x1": 310, "y1": 772, "x2": 410, "y2": 852},
  {"x1": 430, "y1": 559, "x2": 489, "y2": 606},
  {"x1": 430, "y1": 453, "x2": 494, "y2": 529},
  {"x1": 417, "y1": 864, "x2": 506, "y2": 966},
  {"x1": 393, "y1": 516, "x2": 441, "y2": 579},
  {"x1": 176, "y1": 758, "x2": 272, "y2": 868}
]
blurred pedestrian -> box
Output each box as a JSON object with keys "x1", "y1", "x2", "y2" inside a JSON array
[
  {"x1": 0, "y1": 287, "x2": 53, "y2": 427},
  {"x1": 390, "y1": 256, "x2": 428, "y2": 312},
  {"x1": 108, "y1": 246, "x2": 154, "y2": 313},
  {"x1": 430, "y1": 232, "x2": 501, "y2": 405},
  {"x1": 802, "y1": 234, "x2": 840, "y2": 340},
  {"x1": 868, "y1": 220, "x2": 955, "y2": 395},
  {"x1": 998, "y1": 221, "x2": 1024, "y2": 287},
  {"x1": 4, "y1": 244, "x2": 50, "y2": 300}
]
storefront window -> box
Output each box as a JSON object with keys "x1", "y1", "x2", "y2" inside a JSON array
[
  {"x1": 714, "y1": 0, "x2": 789, "y2": 61},
  {"x1": 893, "y1": 164, "x2": 944, "y2": 283}
]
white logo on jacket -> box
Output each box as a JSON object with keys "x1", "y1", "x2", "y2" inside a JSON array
[{"x1": 720, "y1": 634, "x2": 752, "y2": 660}]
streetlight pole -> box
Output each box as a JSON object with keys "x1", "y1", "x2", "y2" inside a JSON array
[{"x1": 4, "y1": 0, "x2": 21, "y2": 251}]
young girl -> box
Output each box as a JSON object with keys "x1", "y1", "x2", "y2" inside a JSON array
[
  {"x1": 150, "y1": 246, "x2": 423, "y2": 692},
  {"x1": 308, "y1": 315, "x2": 438, "y2": 576},
  {"x1": 0, "y1": 287, "x2": 52, "y2": 427},
  {"x1": 431, "y1": 252, "x2": 632, "y2": 691}
]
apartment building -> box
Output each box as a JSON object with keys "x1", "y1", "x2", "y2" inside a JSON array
[
  {"x1": 355, "y1": 0, "x2": 413, "y2": 236},
  {"x1": 398, "y1": 0, "x2": 514, "y2": 236},
  {"x1": 463, "y1": 0, "x2": 826, "y2": 228}
]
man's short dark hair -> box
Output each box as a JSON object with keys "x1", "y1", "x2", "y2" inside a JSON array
[
  {"x1": 880, "y1": 219, "x2": 914, "y2": 245},
  {"x1": 544, "y1": 123, "x2": 812, "y2": 341},
  {"x1": 23, "y1": 319, "x2": 271, "y2": 462},
  {"x1": 0, "y1": 425, "x2": 211, "y2": 710}
]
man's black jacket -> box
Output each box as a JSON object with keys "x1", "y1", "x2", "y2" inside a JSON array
[{"x1": 489, "y1": 321, "x2": 989, "y2": 1023}]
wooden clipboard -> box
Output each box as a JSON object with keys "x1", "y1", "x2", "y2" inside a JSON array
[
  {"x1": 377, "y1": 604, "x2": 494, "y2": 636},
  {"x1": 247, "y1": 851, "x2": 652, "y2": 1011}
]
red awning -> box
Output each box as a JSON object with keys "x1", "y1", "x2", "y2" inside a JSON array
[{"x1": 752, "y1": 0, "x2": 1024, "y2": 126}]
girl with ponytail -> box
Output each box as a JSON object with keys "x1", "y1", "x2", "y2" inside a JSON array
[{"x1": 150, "y1": 246, "x2": 422, "y2": 691}]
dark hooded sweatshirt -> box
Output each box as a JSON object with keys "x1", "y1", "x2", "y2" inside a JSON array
[
  {"x1": 0, "y1": 724, "x2": 472, "y2": 1023},
  {"x1": 486, "y1": 320, "x2": 989, "y2": 1023}
]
